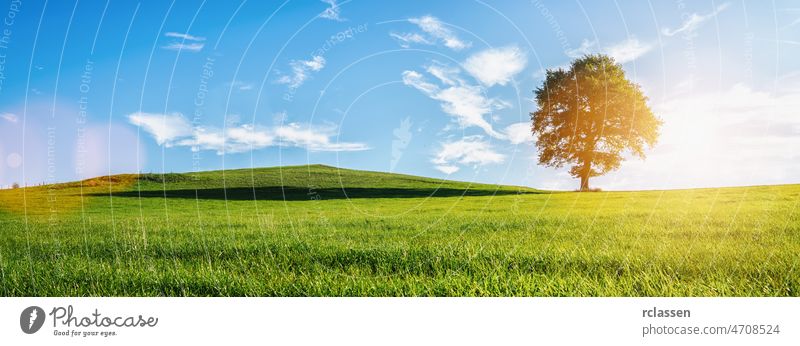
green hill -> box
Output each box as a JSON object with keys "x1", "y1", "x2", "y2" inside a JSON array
[
  {"x1": 0, "y1": 164, "x2": 541, "y2": 216},
  {"x1": 125, "y1": 164, "x2": 541, "y2": 200}
]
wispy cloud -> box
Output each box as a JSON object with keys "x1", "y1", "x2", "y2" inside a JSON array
[
  {"x1": 227, "y1": 80, "x2": 254, "y2": 91},
  {"x1": 276, "y1": 56, "x2": 326, "y2": 89},
  {"x1": 161, "y1": 42, "x2": 205, "y2": 52},
  {"x1": 392, "y1": 15, "x2": 470, "y2": 50},
  {"x1": 432, "y1": 136, "x2": 505, "y2": 174},
  {"x1": 389, "y1": 32, "x2": 432, "y2": 48},
  {"x1": 128, "y1": 112, "x2": 367, "y2": 154},
  {"x1": 402, "y1": 69, "x2": 507, "y2": 139},
  {"x1": 161, "y1": 31, "x2": 206, "y2": 52},
  {"x1": 1, "y1": 112, "x2": 18, "y2": 123},
  {"x1": 566, "y1": 38, "x2": 652, "y2": 64},
  {"x1": 565, "y1": 39, "x2": 596, "y2": 58},
  {"x1": 662, "y1": 3, "x2": 730, "y2": 37},
  {"x1": 604, "y1": 38, "x2": 653, "y2": 64},
  {"x1": 426, "y1": 63, "x2": 463, "y2": 86},
  {"x1": 164, "y1": 32, "x2": 205, "y2": 41},
  {"x1": 320, "y1": 0, "x2": 344, "y2": 21},
  {"x1": 781, "y1": 17, "x2": 800, "y2": 30},
  {"x1": 273, "y1": 123, "x2": 367, "y2": 152},
  {"x1": 401, "y1": 55, "x2": 535, "y2": 174},
  {"x1": 463, "y1": 46, "x2": 528, "y2": 87}
]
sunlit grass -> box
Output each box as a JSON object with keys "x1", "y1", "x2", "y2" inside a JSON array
[{"x1": 0, "y1": 165, "x2": 798, "y2": 296}]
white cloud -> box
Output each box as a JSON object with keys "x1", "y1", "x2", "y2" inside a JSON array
[
  {"x1": 662, "y1": 3, "x2": 730, "y2": 37},
  {"x1": 504, "y1": 122, "x2": 534, "y2": 144},
  {"x1": 432, "y1": 136, "x2": 505, "y2": 173},
  {"x1": 320, "y1": 0, "x2": 344, "y2": 21},
  {"x1": 434, "y1": 165, "x2": 459, "y2": 174},
  {"x1": 304, "y1": 56, "x2": 326, "y2": 71},
  {"x1": 276, "y1": 56, "x2": 326, "y2": 89},
  {"x1": 181, "y1": 125, "x2": 276, "y2": 154},
  {"x1": 228, "y1": 125, "x2": 274, "y2": 148},
  {"x1": 604, "y1": 38, "x2": 653, "y2": 64},
  {"x1": 127, "y1": 112, "x2": 193, "y2": 145},
  {"x1": 393, "y1": 15, "x2": 470, "y2": 50},
  {"x1": 162, "y1": 32, "x2": 205, "y2": 52},
  {"x1": 410, "y1": 16, "x2": 469, "y2": 50},
  {"x1": 402, "y1": 70, "x2": 507, "y2": 139},
  {"x1": 463, "y1": 46, "x2": 527, "y2": 87},
  {"x1": 180, "y1": 127, "x2": 227, "y2": 152},
  {"x1": 130, "y1": 112, "x2": 367, "y2": 154},
  {"x1": 1, "y1": 112, "x2": 18, "y2": 123},
  {"x1": 435, "y1": 86, "x2": 506, "y2": 138}
]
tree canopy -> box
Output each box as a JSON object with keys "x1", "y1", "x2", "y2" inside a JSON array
[{"x1": 531, "y1": 54, "x2": 662, "y2": 191}]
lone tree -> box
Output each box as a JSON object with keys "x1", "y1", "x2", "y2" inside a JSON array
[{"x1": 531, "y1": 54, "x2": 662, "y2": 191}]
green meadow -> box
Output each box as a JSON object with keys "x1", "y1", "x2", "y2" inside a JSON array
[{"x1": 0, "y1": 164, "x2": 798, "y2": 296}]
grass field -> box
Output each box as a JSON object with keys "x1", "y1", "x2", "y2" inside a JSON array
[{"x1": 0, "y1": 164, "x2": 798, "y2": 296}]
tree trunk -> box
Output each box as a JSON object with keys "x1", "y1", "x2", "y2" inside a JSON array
[{"x1": 579, "y1": 160, "x2": 592, "y2": 192}]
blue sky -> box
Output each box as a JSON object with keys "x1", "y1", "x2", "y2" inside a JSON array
[{"x1": 1, "y1": 0, "x2": 799, "y2": 190}]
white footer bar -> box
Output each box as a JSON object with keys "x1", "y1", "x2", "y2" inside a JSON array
[{"x1": 1, "y1": 298, "x2": 796, "y2": 345}]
